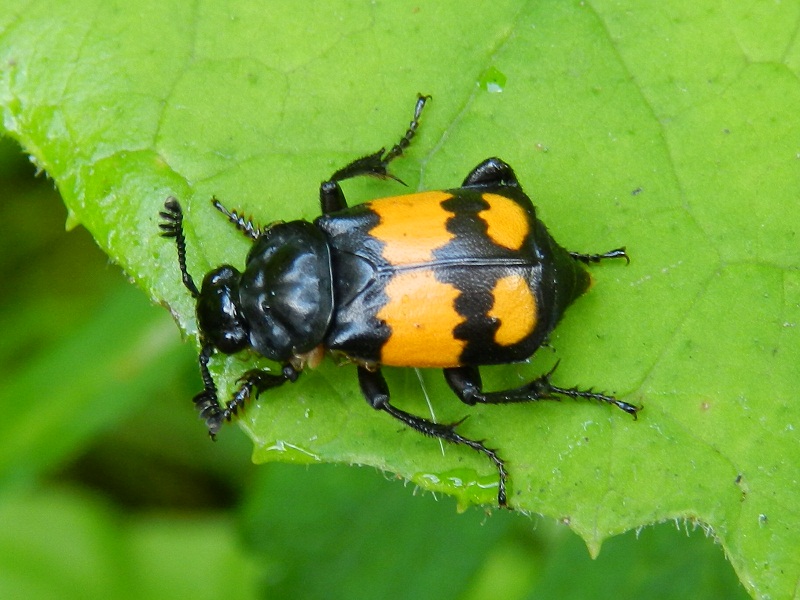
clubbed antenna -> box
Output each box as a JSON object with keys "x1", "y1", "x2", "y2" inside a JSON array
[{"x1": 159, "y1": 197, "x2": 200, "y2": 298}]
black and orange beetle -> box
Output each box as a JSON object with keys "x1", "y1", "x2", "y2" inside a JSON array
[{"x1": 159, "y1": 94, "x2": 639, "y2": 507}]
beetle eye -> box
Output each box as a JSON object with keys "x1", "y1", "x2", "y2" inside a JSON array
[{"x1": 197, "y1": 265, "x2": 249, "y2": 354}]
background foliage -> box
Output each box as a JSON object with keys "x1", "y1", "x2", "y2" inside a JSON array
[{"x1": 1, "y1": 1, "x2": 798, "y2": 598}]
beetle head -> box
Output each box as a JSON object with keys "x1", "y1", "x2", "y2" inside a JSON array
[{"x1": 196, "y1": 265, "x2": 250, "y2": 354}]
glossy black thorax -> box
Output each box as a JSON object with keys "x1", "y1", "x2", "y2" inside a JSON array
[{"x1": 239, "y1": 221, "x2": 333, "y2": 361}]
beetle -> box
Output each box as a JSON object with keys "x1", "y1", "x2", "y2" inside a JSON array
[{"x1": 159, "y1": 94, "x2": 638, "y2": 507}]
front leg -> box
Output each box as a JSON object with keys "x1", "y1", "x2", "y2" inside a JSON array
[
  {"x1": 357, "y1": 366, "x2": 509, "y2": 507},
  {"x1": 198, "y1": 363, "x2": 300, "y2": 438},
  {"x1": 318, "y1": 94, "x2": 431, "y2": 215},
  {"x1": 319, "y1": 149, "x2": 402, "y2": 213},
  {"x1": 192, "y1": 342, "x2": 222, "y2": 437}
]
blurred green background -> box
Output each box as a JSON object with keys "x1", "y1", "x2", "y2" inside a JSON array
[{"x1": 0, "y1": 135, "x2": 749, "y2": 599}]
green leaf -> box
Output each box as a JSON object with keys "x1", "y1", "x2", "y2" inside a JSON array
[{"x1": 1, "y1": 2, "x2": 798, "y2": 598}]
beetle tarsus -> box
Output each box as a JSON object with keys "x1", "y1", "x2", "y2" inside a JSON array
[
  {"x1": 544, "y1": 383, "x2": 641, "y2": 418},
  {"x1": 570, "y1": 247, "x2": 630, "y2": 265},
  {"x1": 380, "y1": 93, "x2": 430, "y2": 166},
  {"x1": 193, "y1": 390, "x2": 224, "y2": 439},
  {"x1": 193, "y1": 342, "x2": 225, "y2": 437}
]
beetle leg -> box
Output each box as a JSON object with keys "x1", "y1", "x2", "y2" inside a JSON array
[
  {"x1": 461, "y1": 157, "x2": 521, "y2": 189},
  {"x1": 320, "y1": 94, "x2": 431, "y2": 194},
  {"x1": 196, "y1": 361, "x2": 300, "y2": 439},
  {"x1": 327, "y1": 147, "x2": 404, "y2": 185},
  {"x1": 193, "y1": 342, "x2": 223, "y2": 438},
  {"x1": 443, "y1": 364, "x2": 640, "y2": 418},
  {"x1": 569, "y1": 247, "x2": 630, "y2": 265},
  {"x1": 227, "y1": 365, "x2": 301, "y2": 420},
  {"x1": 357, "y1": 366, "x2": 509, "y2": 507},
  {"x1": 320, "y1": 180, "x2": 348, "y2": 214}
]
